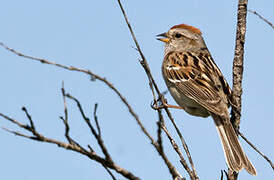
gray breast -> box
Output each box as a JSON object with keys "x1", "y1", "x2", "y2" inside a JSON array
[{"x1": 168, "y1": 86, "x2": 210, "y2": 117}]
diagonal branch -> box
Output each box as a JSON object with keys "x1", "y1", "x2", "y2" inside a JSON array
[
  {"x1": 0, "y1": 42, "x2": 155, "y2": 148},
  {"x1": 248, "y1": 10, "x2": 274, "y2": 29},
  {"x1": 116, "y1": 1, "x2": 197, "y2": 179},
  {"x1": 161, "y1": 123, "x2": 195, "y2": 180},
  {"x1": 101, "y1": 163, "x2": 117, "y2": 180},
  {"x1": 164, "y1": 108, "x2": 198, "y2": 179},
  {"x1": 238, "y1": 131, "x2": 274, "y2": 170},
  {"x1": 116, "y1": 0, "x2": 160, "y2": 94}
]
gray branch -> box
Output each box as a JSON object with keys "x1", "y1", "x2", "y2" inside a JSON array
[{"x1": 229, "y1": 0, "x2": 248, "y2": 179}]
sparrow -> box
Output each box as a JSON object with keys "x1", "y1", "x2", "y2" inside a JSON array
[{"x1": 157, "y1": 23, "x2": 256, "y2": 175}]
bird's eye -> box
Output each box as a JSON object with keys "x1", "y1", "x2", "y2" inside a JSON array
[{"x1": 175, "y1": 33, "x2": 182, "y2": 38}]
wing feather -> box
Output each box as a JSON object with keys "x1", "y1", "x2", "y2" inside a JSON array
[{"x1": 163, "y1": 51, "x2": 230, "y2": 116}]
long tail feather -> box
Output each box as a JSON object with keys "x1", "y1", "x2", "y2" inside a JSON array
[{"x1": 212, "y1": 114, "x2": 257, "y2": 175}]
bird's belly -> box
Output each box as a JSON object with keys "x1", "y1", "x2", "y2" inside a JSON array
[{"x1": 168, "y1": 86, "x2": 210, "y2": 117}]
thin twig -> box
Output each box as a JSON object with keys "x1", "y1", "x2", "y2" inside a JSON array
[
  {"x1": 87, "y1": 144, "x2": 94, "y2": 153},
  {"x1": 93, "y1": 103, "x2": 101, "y2": 137},
  {"x1": 61, "y1": 82, "x2": 73, "y2": 144},
  {"x1": 2, "y1": 127, "x2": 34, "y2": 139},
  {"x1": 148, "y1": 81, "x2": 158, "y2": 111},
  {"x1": 116, "y1": 0, "x2": 160, "y2": 94},
  {"x1": 22, "y1": 106, "x2": 35, "y2": 130},
  {"x1": 248, "y1": 10, "x2": 274, "y2": 29},
  {"x1": 101, "y1": 164, "x2": 117, "y2": 180},
  {"x1": 220, "y1": 170, "x2": 224, "y2": 180},
  {"x1": 155, "y1": 145, "x2": 185, "y2": 180},
  {"x1": 157, "y1": 112, "x2": 164, "y2": 153},
  {"x1": 62, "y1": 82, "x2": 68, "y2": 123},
  {"x1": 0, "y1": 112, "x2": 30, "y2": 130},
  {"x1": 65, "y1": 93, "x2": 113, "y2": 163},
  {"x1": 164, "y1": 108, "x2": 198, "y2": 179},
  {"x1": 161, "y1": 123, "x2": 196, "y2": 180},
  {"x1": 220, "y1": 170, "x2": 228, "y2": 180},
  {"x1": 238, "y1": 131, "x2": 274, "y2": 170},
  {"x1": 0, "y1": 112, "x2": 85, "y2": 152}
]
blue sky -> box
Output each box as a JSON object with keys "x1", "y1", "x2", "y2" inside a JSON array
[{"x1": 0, "y1": 1, "x2": 273, "y2": 180}]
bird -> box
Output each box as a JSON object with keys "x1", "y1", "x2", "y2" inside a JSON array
[{"x1": 157, "y1": 23, "x2": 256, "y2": 175}]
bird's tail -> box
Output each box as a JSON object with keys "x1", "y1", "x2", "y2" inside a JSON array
[{"x1": 211, "y1": 114, "x2": 257, "y2": 175}]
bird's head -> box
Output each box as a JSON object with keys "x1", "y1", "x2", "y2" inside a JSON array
[{"x1": 157, "y1": 24, "x2": 206, "y2": 53}]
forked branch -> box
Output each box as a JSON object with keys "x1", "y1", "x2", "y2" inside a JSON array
[
  {"x1": 0, "y1": 91, "x2": 139, "y2": 180},
  {"x1": 0, "y1": 41, "x2": 185, "y2": 180}
]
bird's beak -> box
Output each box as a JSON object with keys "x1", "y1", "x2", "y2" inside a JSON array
[{"x1": 156, "y1": 32, "x2": 169, "y2": 43}]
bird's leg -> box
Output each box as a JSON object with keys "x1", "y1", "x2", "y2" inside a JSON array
[
  {"x1": 151, "y1": 96, "x2": 184, "y2": 110},
  {"x1": 164, "y1": 104, "x2": 185, "y2": 110}
]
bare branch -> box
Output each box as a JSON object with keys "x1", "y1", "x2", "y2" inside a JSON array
[
  {"x1": 157, "y1": 112, "x2": 164, "y2": 153},
  {"x1": 61, "y1": 82, "x2": 69, "y2": 123},
  {"x1": 2, "y1": 127, "x2": 34, "y2": 139},
  {"x1": 101, "y1": 164, "x2": 117, "y2": 180},
  {"x1": 65, "y1": 93, "x2": 114, "y2": 163},
  {"x1": 220, "y1": 170, "x2": 224, "y2": 180},
  {"x1": 120, "y1": 0, "x2": 189, "y2": 178},
  {"x1": 164, "y1": 107, "x2": 198, "y2": 179},
  {"x1": 87, "y1": 144, "x2": 95, "y2": 153},
  {"x1": 248, "y1": 10, "x2": 274, "y2": 29},
  {"x1": 0, "y1": 113, "x2": 86, "y2": 152},
  {"x1": 0, "y1": 42, "x2": 147, "y2": 135},
  {"x1": 155, "y1": 109, "x2": 185, "y2": 179},
  {"x1": 0, "y1": 112, "x2": 34, "y2": 132},
  {"x1": 0, "y1": 41, "x2": 184, "y2": 180},
  {"x1": 220, "y1": 170, "x2": 229, "y2": 180},
  {"x1": 155, "y1": 145, "x2": 185, "y2": 180},
  {"x1": 238, "y1": 131, "x2": 274, "y2": 170},
  {"x1": 60, "y1": 82, "x2": 74, "y2": 144},
  {"x1": 116, "y1": 0, "x2": 160, "y2": 95},
  {"x1": 230, "y1": 0, "x2": 248, "y2": 179},
  {"x1": 0, "y1": 42, "x2": 156, "y2": 150},
  {"x1": 116, "y1": 0, "x2": 197, "y2": 178},
  {"x1": 21, "y1": 106, "x2": 35, "y2": 130},
  {"x1": 0, "y1": 109, "x2": 140, "y2": 180},
  {"x1": 93, "y1": 103, "x2": 101, "y2": 137},
  {"x1": 231, "y1": 0, "x2": 248, "y2": 130},
  {"x1": 161, "y1": 123, "x2": 196, "y2": 180},
  {"x1": 65, "y1": 93, "x2": 186, "y2": 179}
]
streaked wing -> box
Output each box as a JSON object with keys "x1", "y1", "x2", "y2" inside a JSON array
[{"x1": 162, "y1": 51, "x2": 231, "y2": 116}]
